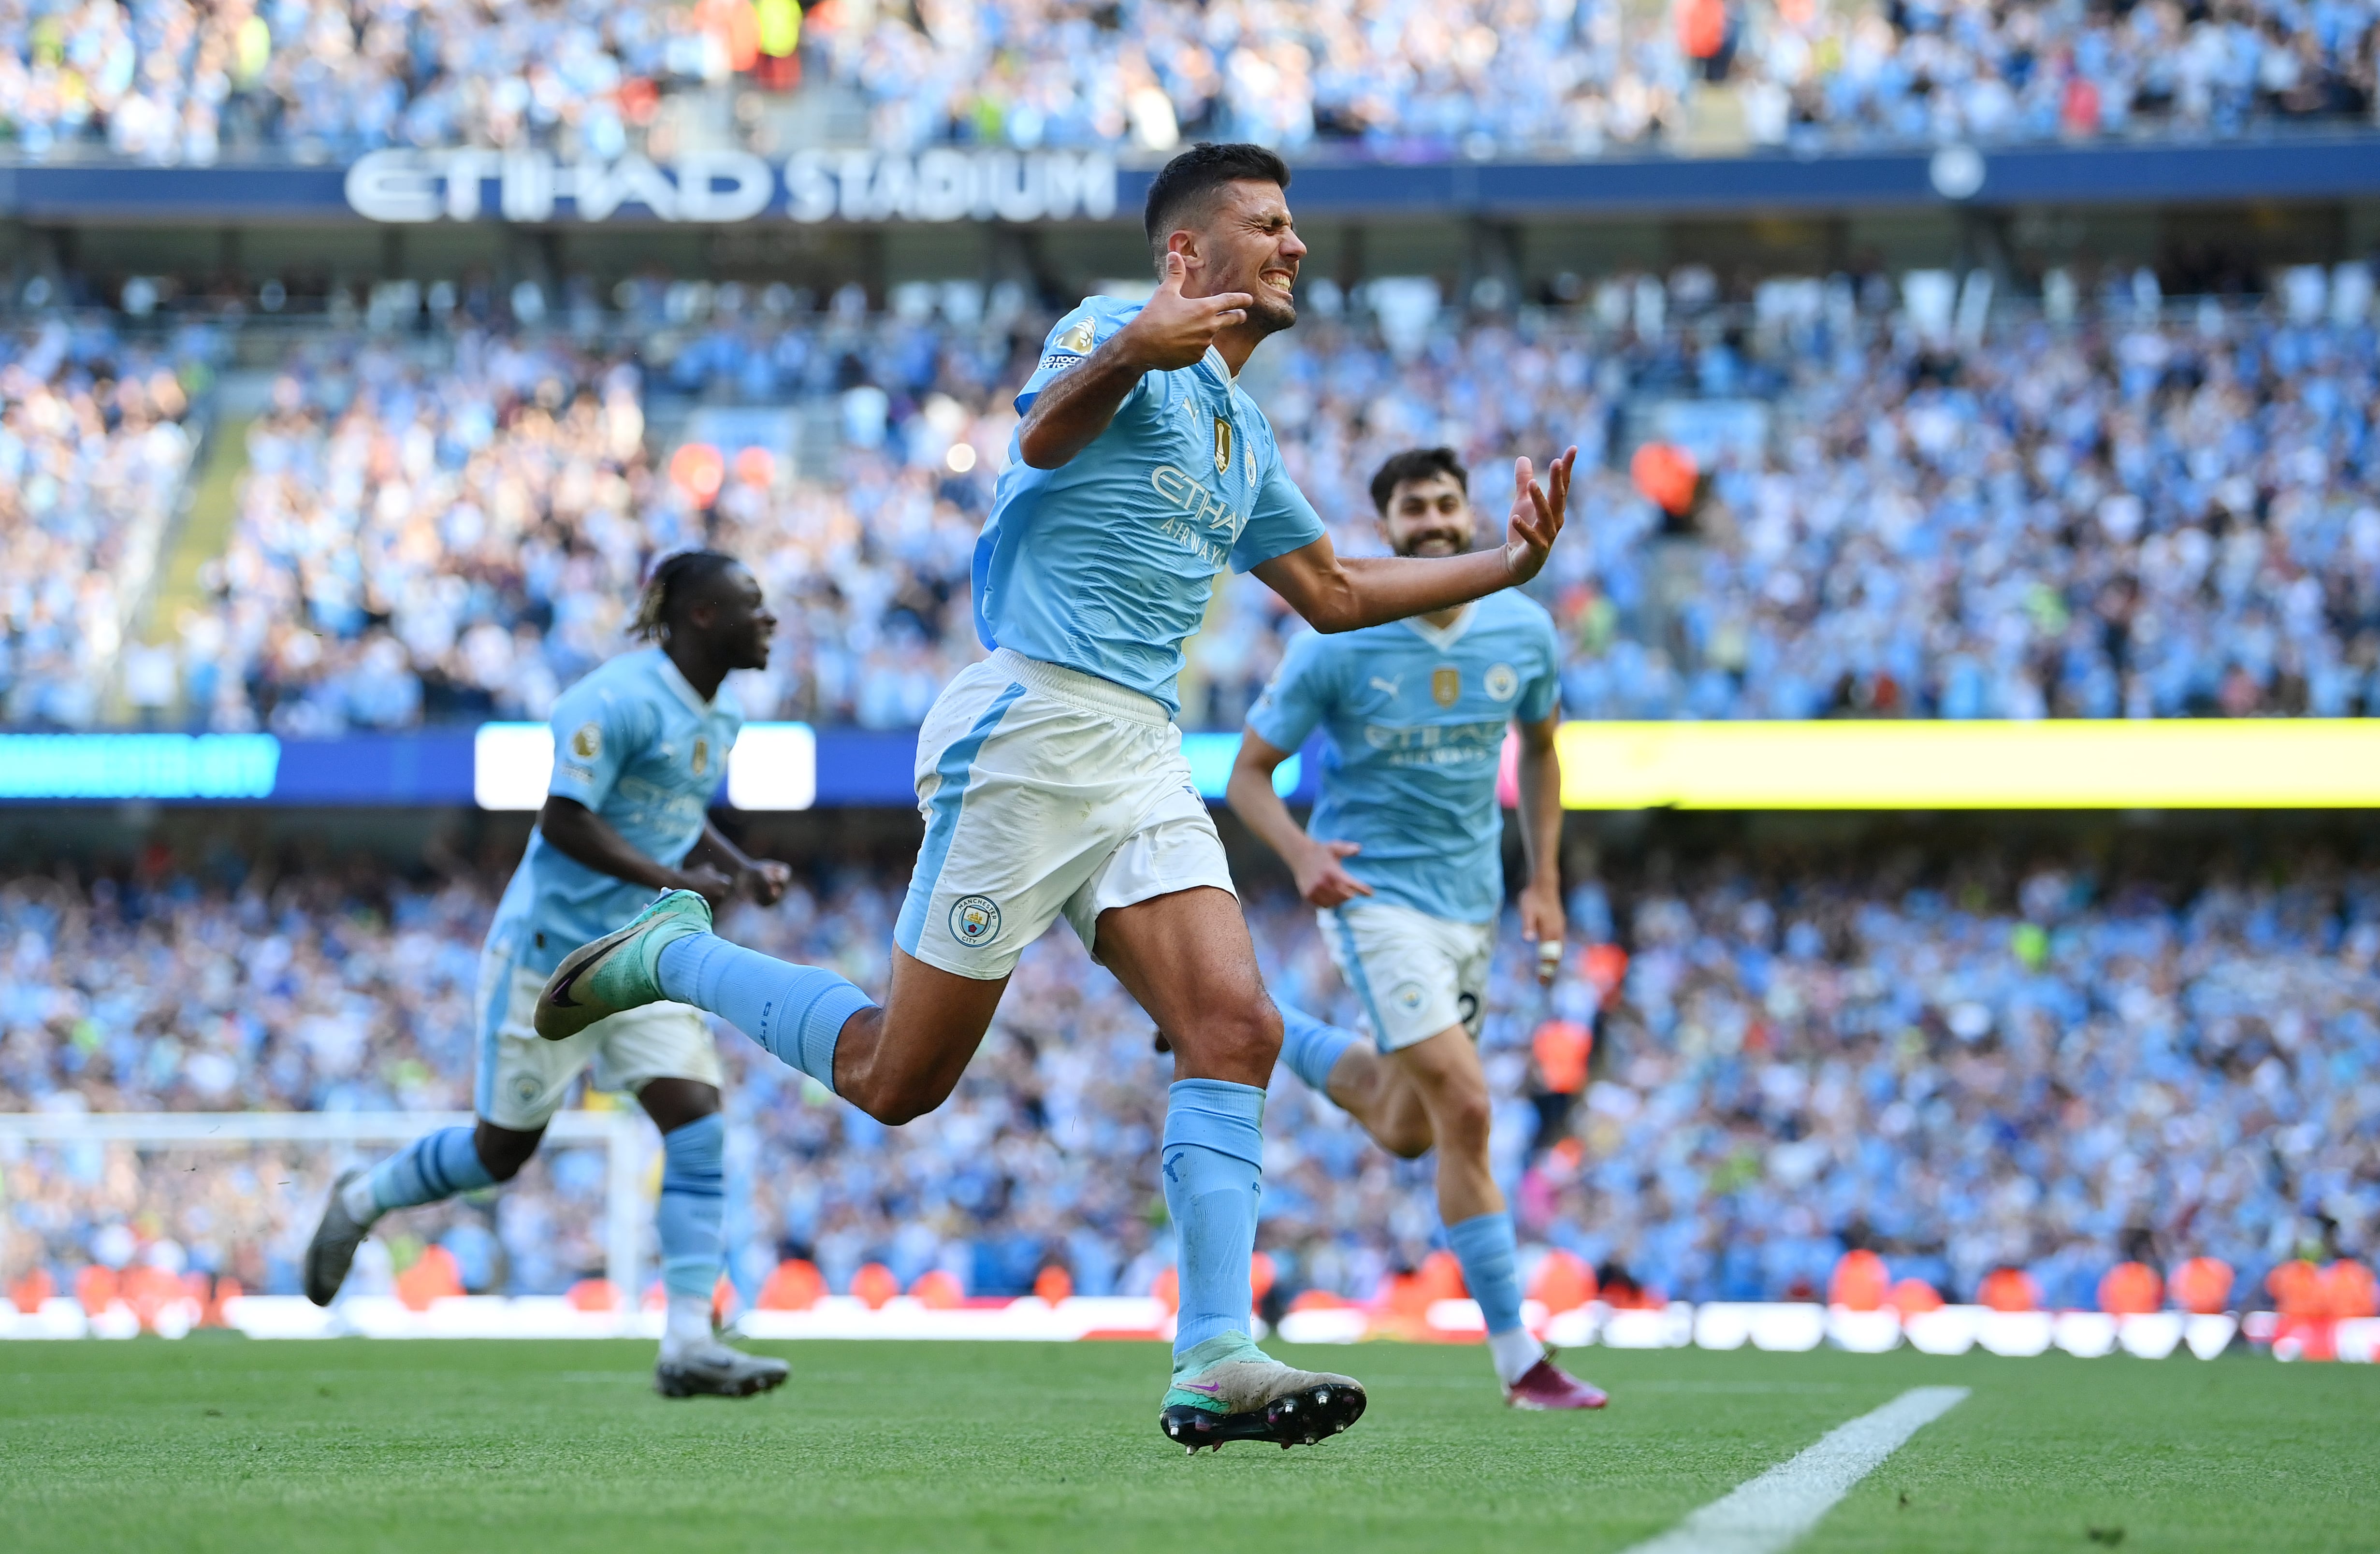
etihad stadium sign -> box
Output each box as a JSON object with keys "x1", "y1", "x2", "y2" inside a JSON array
[{"x1": 345, "y1": 147, "x2": 1118, "y2": 225}]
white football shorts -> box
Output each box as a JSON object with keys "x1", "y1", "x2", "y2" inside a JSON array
[
  {"x1": 1319, "y1": 899, "x2": 1495, "y2": 1052},
  {"x1": 896, "y1": 648, "x2": 1236, "y2": 979},
  {"x1": 474, "y1": 955, "x2": 720, "y2": 1130}
]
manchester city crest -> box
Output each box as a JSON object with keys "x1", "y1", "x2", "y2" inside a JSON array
[
  {"x1": 950, "y1": 895, "x2": 1002, "y2": 948},
  {"x1": 1484, "y1": 663, "x2": 1519, "y2": 702}
]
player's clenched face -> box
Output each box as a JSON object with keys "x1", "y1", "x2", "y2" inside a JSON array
[
  {"x1": 1187, "y1": 180, "x2": 1306, "y2": 334},
  {"x1": 1379, "y1": 472, "x2": 1476, "y2": 558},
  {"x1": 686, "y1": 563, "x2": 778, "y2": 671}
]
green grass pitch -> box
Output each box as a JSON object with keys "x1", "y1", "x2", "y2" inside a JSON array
[{"x1": 5, "y1": 1339, "x2": 2376, "y2": 1553}]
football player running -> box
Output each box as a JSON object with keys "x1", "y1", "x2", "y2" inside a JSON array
[
  {"x1": 531, "y1": 143, "x2": 1576, "y2": 1450},
  {"x1": 305, "y1": 550, "x2": 793, "y2": 1400},
  {"x1": 1228, "y1": 448, "x2": 1607, "y2": 1410}
]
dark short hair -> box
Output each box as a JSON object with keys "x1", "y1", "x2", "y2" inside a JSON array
[
  {"x1": 1369, "y1": 447, "x2": 1468, "y2": 514},
  {"x1": 631, "y1": 548, "x2": 744, "y2": 642},
  {"x1": 1144, "y1": 142, "x2": 1292, "y2": 264}
]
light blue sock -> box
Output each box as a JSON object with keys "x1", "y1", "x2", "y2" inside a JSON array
[
  {"x1": 655, "y1": 1113, "x2": 726, "y2": 1300},
  {"x1": 1277, "y1": 1003, "x2": 1361, "y2": 1094},
  {"x1": 657, "y1": 933, "x2": 873, "y2": 1093},
  {"x1": 1447, "y1": 1210, "x2": 1525, "y2": 1335},
  {"x1": 364, "y1": 1126, "x2": 496, "y2": 1216},
  {"x1": 1162, "y1": 1078, "x2": 1264, "y2": 1355}
]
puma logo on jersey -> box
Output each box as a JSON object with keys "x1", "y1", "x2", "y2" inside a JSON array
[{"x1": 1368, "y1": 675, "x2": 1402, "y2": 698}]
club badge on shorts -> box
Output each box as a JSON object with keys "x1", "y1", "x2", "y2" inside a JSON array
[
  {"x1": 1432, "y1": 666, "x2": 1461, "y2": 706},
  {"x1": 950, "y1": 895, "x2": 1002, "y2": 948}
]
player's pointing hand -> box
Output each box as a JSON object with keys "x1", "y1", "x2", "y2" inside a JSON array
[
  {"x1": 1120, "y1": 251, "x2": 1257, "y2": 372},
  {"x1": 1501, "y1": 446, "x2": 1577, "y2": 585}
]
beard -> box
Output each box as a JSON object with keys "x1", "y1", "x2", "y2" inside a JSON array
[
  {"x1": 1246, "y1": 284, "x2": 1298, "y2": 334},
  {"x1": 1396, "y1": 532, "x2": 1468, "y2": 558}
]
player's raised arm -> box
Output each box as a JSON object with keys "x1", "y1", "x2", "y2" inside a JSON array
[
  {"x1": 1254, "y1": 448, "x2": 1577, "y2": 633},
  {"x1": 1016, "y1": 251, "x2": 1254, "y2": 470}
]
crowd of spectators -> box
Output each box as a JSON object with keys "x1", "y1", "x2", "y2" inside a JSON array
[
  {"x1": 166, "y1": 297, "x2": 1027, "y2": 733},
  {"x1": 2, "y1": 0, "x2": 2377, "y2": 165},
  {"x1": 2, "y1": 843, "x2": 2373, "y2": 1311},
  {"x1": 182, "y1": 332, "x2": 679, "y2": 733},
  {"x1": 0, "y1": 315, "x2": 202, "y2": 729},
  {"x1": 130, "y1": 278, "x2": 2380, "y2": 734}
]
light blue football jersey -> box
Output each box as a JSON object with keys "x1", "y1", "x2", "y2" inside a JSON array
[
  {"x1": 487, "y1": 647, "x2": 741, "y2": 975},
  {"x1": 1246, "y1": 592, "x2": 1561, "y2": 924},
  {"x1": 973, "y1": 295, "x2": 1327, "y2": 715}
]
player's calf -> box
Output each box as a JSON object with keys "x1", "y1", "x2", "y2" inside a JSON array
[
  {"x1": 304, "y1": 1125, "x2": 508, "y2": 1306},
  {"x1": 1278, "y1": 1004, "x2": 1435, "y2": 1157}
]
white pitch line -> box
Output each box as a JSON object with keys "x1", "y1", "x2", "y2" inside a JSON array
[{"x1": 1618, "y1": 1385, "x2": 1970, "y2": 1554}]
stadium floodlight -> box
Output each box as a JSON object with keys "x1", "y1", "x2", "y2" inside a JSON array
[
  {"x1": 0, "y1": 1110, "x2": 649, "y2": 1327},
  {"x1": 1555, "y1": 719, "x2": 2380, "y2": 810}
]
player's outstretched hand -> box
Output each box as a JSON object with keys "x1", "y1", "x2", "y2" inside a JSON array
[
  {"x1": 1119, "y1": 252, "x2": 1255, "y2": 372},
  {"x1": 675, "y1": 863, "x2": 738, "y2": 913},
  {"x1": 745, "y1": 859, "x2": 793, "y2": 907},
  {"x1": 1293, "y1": 838, "x2": 1373, "y2": 909},
  {"x1": 1501, "y1": 446, "x2": 1577, "y2": 585}
]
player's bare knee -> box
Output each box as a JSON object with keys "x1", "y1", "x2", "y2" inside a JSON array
[
  {"x1": 471, "y1": 1126, "x2": 539, "y2": 1183},
  {"x1": 1217, "y1": 998, "x2": 1285, "y2": 1074},
  {"x1": 844, "y1": 1065, "x2": 955, "y2": 1127},
  {"x1": 1432, "y1": 1083, "x2": 1494, "y2": 1156}
]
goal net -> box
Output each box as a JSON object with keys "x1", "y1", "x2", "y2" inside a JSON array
[{"x1": 0, "y1": 1109, "x2": 649, "y2": 1338}]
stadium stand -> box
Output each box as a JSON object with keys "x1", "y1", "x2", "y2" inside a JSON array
[
  {"x1": 69, "y1": 288, "x2": 2371, "y2": 734},
  {"x1": 2, "y1": 0, "x2": 2376, "y2": 163},
  {"x1": 0, "y1": 316, "x2": 205, "y2": 729},
  {"x1": 4, "y1": 847, "x2": 2375, "y2": 1310}
]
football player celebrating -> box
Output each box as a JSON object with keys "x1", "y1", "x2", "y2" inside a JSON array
[
  {"x1": 1229, "y1": 447, "x2": 1606, "y2": 1410},
  {"x1": 532, "y1": 144, "x2": 1574, "y2": 1449}
]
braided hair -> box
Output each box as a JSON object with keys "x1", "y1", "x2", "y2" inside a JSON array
[{"x1": 631, "y1": 549, "x2": 742, "y2": 643}]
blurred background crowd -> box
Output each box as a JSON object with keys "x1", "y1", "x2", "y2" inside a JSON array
[
  {"x1": 3, "y1": 840, "x2": 2374, "y2": 1311},
  {"x1": 0, "y1": 0, "x2": 2377, "y2": 165},
  {"x1": 0, "y1": 315, "x2": 203, "y2": 727},
  {"x1": 14, "y1": 273, "x2": 2380, "y2": 736}
]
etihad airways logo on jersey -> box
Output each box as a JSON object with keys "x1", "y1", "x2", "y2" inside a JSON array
[
  {"x1": 1362, "y1": 718, "x2": 1507, "y2": 768},
  {"x1": 1149, "y1": 464, "x2": 1245, "y2": 568}
]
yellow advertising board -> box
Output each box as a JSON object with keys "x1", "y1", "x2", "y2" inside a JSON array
[{"x1": 1553, "y1": 720, "x2": 2380, "y2": 809}]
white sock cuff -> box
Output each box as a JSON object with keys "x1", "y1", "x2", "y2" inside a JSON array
[
  {"x1": 340, "y1": 1173, "x2": 380, "y2": 1224},
  {"x1": 1488, "y1": 1324, "x2": 1543, "y2": 1387},
  {"x1": 662, "y1": 1290, "x2": 714, "y2": 1353}
]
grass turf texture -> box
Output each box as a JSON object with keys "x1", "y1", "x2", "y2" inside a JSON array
[{"x1": 5, "y1": 1339, "x2": 2375, "y2": 1553}]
